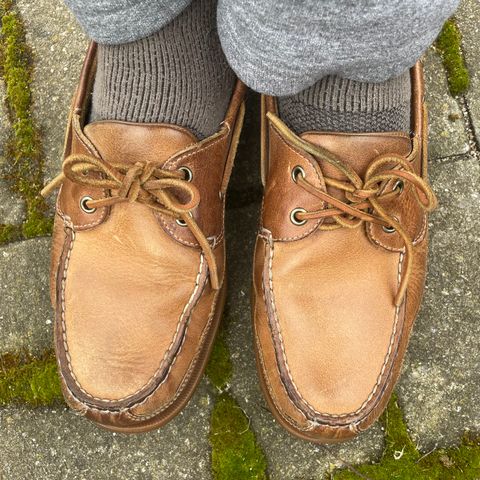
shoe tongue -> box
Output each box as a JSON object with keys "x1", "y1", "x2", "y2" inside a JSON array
[
  {"x1": 83, "y1": 121, "x2": 198, "y2": 166},
  {"x1": 300, "y1": 131, "x2": 412, "y2": 178}
]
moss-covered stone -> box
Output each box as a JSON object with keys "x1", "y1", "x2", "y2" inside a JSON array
[
  {"x1": 210, "y1": 392, "x2": 268, "y2": 480},
  {"x1": 435, "y1": 18, "x2": 470, "y2": 97},
  {"x1": 21, "y1": 202, "x2": 52, "y2": 238},
  {"x1": 0, "y1": 350, "x2": 62, "y2": 406},
  {"x1": 205, "y1": 328, "x2": 233, "y2": 391},
  {"x1": 206, "y1": 317, "x2": 269, "y2": 479},
  {"x1": 0, "y1": 0, "x2": 52, "y2": 245},
  {"x1": 331, "y1": 394, "x2": 480, "y2": 479},
  {"x1": 0, "y1": 222, "x2": 22, "y2": 242}
]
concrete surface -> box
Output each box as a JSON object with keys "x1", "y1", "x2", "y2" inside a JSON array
[{"x1": 397, "y1": 154, "x2": 480, "y2": 450}]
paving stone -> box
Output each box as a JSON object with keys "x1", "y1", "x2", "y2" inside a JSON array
[
  {"x1": 424, "y1": 48, "x2": 470, "y2": 160},
  {"x1": 224, "y1": 204, "x2": 385, "y2": 479},
  {"x1": 457, "y1": 0, "x2": 480, "y2": 143},
  {"x1": 16, "y1": 0, "x2": 87, "y2": 182},
  {"x1": 0, "y1": 238, "x2": 53, "y2": 355},
  {"x1": 397, "y1": 154, "x2": 480, "y2": 450},
  {"x1": 0, "y1": 79, "x2": 25, "y2": 225},
  {"x1": 0, "y1": 382, "x2": 213, "y2": 480}
]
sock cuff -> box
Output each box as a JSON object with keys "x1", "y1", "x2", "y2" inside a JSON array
[
  {"x1": 91, "y1": 0, "x2": 235, "y2": 139},
  {"x1": 297, "y1": 71, "x2": 411, "y2": 114}
]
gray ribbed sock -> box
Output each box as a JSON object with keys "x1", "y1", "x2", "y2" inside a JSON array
[
  {"x1": 91, "y1": 0, "x2": 235, "y2": 139},
  {"x1": 278, "y1": 72, "x2": 411, "y2": 134}
]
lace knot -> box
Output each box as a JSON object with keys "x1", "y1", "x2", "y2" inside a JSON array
[
  {"x1": 41, "y1": 154, "x2": 219, "y2": 290},
  {"x1": 266, "y1": 112, "x2": 437, "y2": 307}
]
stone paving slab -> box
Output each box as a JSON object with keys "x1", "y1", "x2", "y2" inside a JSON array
[
  {"x1": 16, "y1": 0, "x2": 87, "y2": 183},
  {"x1": 457, "y1": 0, "x2": 480, "y2": 143},
  {"x1": 0, "y1": 238, "x2": 53, "y2": 355},
  {"x1": 424, "y1": 48, "x2": 470, "y2": 160},
  {"x1": 0, "y1": 382, "x2": 213, "y2": 480}
]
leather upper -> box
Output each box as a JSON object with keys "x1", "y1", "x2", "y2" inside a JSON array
[
  {"x1": 48, "y1": 43, "x2": 246, "y2": 429},
  {"x1": 253, "y1": 62, "x2": 435, "y2": 441}
]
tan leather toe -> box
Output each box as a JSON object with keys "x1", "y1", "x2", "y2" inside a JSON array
[
  {"x1": 47, "y1": 43, "x2": 246, "y2": 432},
  {"x1": 253, "y1": 62, "x2": 436, "y2": 443}
]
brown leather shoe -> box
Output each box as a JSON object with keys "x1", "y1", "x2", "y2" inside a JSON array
[
  {"x1": 42, "y1": 43, "x2": 246, "y2": 433},
  {"x1": 252, "y1": 63, "x2": 437, "y2": 443}
]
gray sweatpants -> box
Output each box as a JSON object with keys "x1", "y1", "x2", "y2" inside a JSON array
[{"x1": 64, "y1": 0, "x2": 459, "y2": 96}]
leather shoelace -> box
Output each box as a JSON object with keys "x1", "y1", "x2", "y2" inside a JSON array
[
  {"x1": 267, "y1": 112, "x2": 438, "y2": 306},
  {"x1": 41, "y1": 154, "x2": 220, "y2": 290}
]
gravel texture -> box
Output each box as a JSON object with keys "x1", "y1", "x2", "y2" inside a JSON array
[{"x1": 397, "y1": 154, "x2": 480, "y2": 450}]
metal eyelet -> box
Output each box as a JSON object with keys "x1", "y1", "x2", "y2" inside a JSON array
[
  {"x1": 176, "y1": 218, "x2": 188, "y2": 227},
  {"x1": 382, "y1": 215, "x2": 399, "y2": 234},
  {"x1": 291, "y1": 165, "x2": 306, "y2": 183},
  {"x1": 179, "y1": 166, "x2": 193, "y2": 182},
  {"x1": 290, "y1": 208, "x2": 307, "y2": 226},
  {"x1": 80, "y1": 196, "x2": 96, "y2": 214},
  {"x1": 393, "y1": 180, "x2": 404, "y2": 193}
]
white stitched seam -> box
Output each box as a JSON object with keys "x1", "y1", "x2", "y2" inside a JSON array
[
  {"x1": 258, "y1": 233, "x2": 358, "y2": 431},
  {"x1": 129, "y1": 282, "x2": 221, "y2": 420},
  {"x1": 260, "y1": 234, "x2": 308, "y2": 422},
  {"x1": 267, "y1": 233, "x2": 405, "y2": 419},
  {"x1": 62, "y1": 242, "x2": 206, "y2": 403}
]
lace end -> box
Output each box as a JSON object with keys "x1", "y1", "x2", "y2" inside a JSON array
[{"x1": 40, "y1": 173, "x2": 65, "y2": 198}]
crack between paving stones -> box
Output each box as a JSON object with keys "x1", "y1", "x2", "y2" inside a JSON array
[
  {"x1": 458, "y1": 96, "x2": 480, "y2": 159},
  {"x1": 0, "y1": 0, "x2": 53, "y2": 245}
]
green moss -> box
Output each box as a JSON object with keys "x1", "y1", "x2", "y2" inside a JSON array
[
  {"x1": 0, "y1": 0, "x2": 52, "y2": 245},
  {"x1": 331, "y1": 394, "x2": 480, "y2": 479},
  {"x1": 207, "y1": 316, "x2": 269, "y2": 479},
  {"x1": 210, "y1": 393, "x2": 268, "y2": 480},
  {"x1": 435, "y1": 18, "x2": 470, "y2": 96},
  {"x1": 205, "y1": 328, "x2": 233, "y2": 391},
  {"x1": 22, "y1": 201, "x2": 53, "y2": 237},
  {"x1": 0, "y1": 222, "x2": 22, "y2": 243},
  {"x1": 0, "y1": 350, "x2": 63, "y2": 406}
]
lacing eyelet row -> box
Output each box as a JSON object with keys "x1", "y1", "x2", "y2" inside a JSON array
[{"x1": 78, "y1": 166, "x2": 194, "y2": 218}]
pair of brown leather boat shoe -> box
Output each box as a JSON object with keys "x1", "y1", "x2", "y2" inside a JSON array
[{"x1": 42, "y1": 43, "x2": 437, "y2": 442}]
